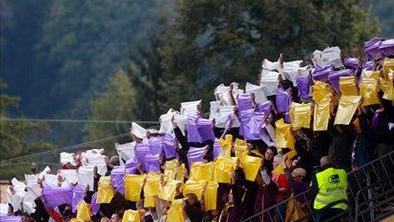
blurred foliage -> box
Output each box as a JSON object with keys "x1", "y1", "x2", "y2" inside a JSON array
[
  {"x1": 370, "y1": 0, "x2": 394, "y2": 36},
  {"x1": 0, "y1": 81, "x2": 53, "y2": 162},
  {"x1": 159, "y1": 0, "x2": 379, "y2": 111}
]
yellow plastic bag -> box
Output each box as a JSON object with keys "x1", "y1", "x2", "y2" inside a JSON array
[
  {"x1": 76, "y1": 201, "x2": 91, "y2": 221},
  {"x1": 339, "y1": 76, "x2": 358, "y2": 96},
  {"x1": 382, "y1": 70, "x2": 394, "y2": 101},
  {"x1": 167, "y1": 199, "x2": 185, "y2": 222},
  {"x1": 144, "y1": 173, "x2": 162, "y2": 196},
  {"x1": 159, "y1": 180, "x2": 181, "y2": 201},
  {"x1": 360, "y1": 78, "x2": 380, "y2": 106},
  {"x1": 233, "y1": 139, "x2": 248, "y2": 157},
  {"x1": 144, "y1": 196, "x2": 155, "y2": 208},
  {"x1": 124, "y1": 174, "x2": 146, "y2": 202},
  {"x1": 361, "y1": 70, "x2": 380, "y2": 81},
  {"x1": 334, "y1": 96, "x2": 362, "y2": 125},
  {"x1": 275, "y1": 119, "x2": 295, "y2": 150},
  {"x1": 176, "y1": 163, "x2": 186, "y2": 181},
  {"x1": 313, "y1": 99, "x2": 331, "y2": 131},
  {"x1": 290, "y1": 102, "x2": 312, "y2": 129},
  {"x1": 213, "y1": 157, "x2": 237, "y2": 184},
  {"x1": 204, "y1": 182, "x2": 219, "y2": 211},
  {"x1": 183, "y1": 180, "x2": 207, "y2": 201},
  {"x1": 240, "y1": 154, "x2": 262, "y2": 181},
  {"x1": 312, "y1": 81, "x2": 332, "y2": 103},
  {"x1": 383, "y1": 58, "x2": 394, "y2": 80},
  {"x1": 219, "y1": 134, "x2": 233, "y2": 157},
  {"x1": 97, "y1": 176, "x2": 115, "y2": 204},
  {"x1": 189, "y1": 162, "x2": 213, "y2": 181},
  {"x1": 122, "y1": 209, "x2": 141, "y2": 222}
]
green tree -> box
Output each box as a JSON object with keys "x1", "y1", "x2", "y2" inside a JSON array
[
  {"x1": 84, "y1": 71, "x2": 136, "y2": 150},
  {"x1": 0, "y1": 81, "x2": 52, "y2": 160},
  {"x1": 160, "y1": 0, "x2": 379, "y2": 110}
]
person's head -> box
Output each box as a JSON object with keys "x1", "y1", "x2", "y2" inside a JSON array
[
  {"x1": 265, "y1": 147, "x2": 276, "y2": 161},
  {"x1": 228, "y1": 189, "x2": 234, "y2": 204},
  {"x1": 320, "y1": 156, "x2": 331, "y2": 167},
  {"x1": 291, "y1": 168, "x2": 306, "y2": 183},
  {"x1": 109, "y1": 155, "x2": 119, "y2": 167},
  {"x1": 110, "y1": 213, "x2": 121, "y2": 222},
  {"x1": 22, "y1": 213, "x2": 33, "y2": 222},
  {"x1": 185, "y1": 193, "x2": 199, "y2": 206},
  {"x1": 273, "y1": 154, "x2": 283, "y2": 168},
  {"x1": 100, "y1": 217, "x2": 110, "y2": 222},
  {"x1": 31, "y1": 162, "x2": 38, "y2": 174}
]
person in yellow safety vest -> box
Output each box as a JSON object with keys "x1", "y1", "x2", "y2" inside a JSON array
[{"x1": 310, "y1": 156, "x2": 349, "y2": 221}]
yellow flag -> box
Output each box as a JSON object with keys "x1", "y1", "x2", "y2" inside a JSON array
[
  {"x1": 339, "y1": 76, "x2": 358, "y2": 96},
  {"x1": 312, "y1": 81, "x2": 332, "y2": 103},
  {"x1": 183, "y1": 180, "x2": 207, "y2": 201},
  {"x1": 97, "y1": 176, "x2": 115, "y2": 204},
  {"x1": 275, "y1": 119, "x2": 295, "y2": 150},
  {"x1": 240, "y1": 154, "x2": 262, "y2": 181},
  {"x1": 189, "y1": 162, "x2": 214, "y2": 181},
  {"x1": 361, "y1": 70, "x2": 380, "y2": 81},
  {"x1": 213, "y1": 156, "x2": 237, "y2": 184},
  {"x1": 159, "y1": 180, "x2": 181, "y2": 201},
  {"x1": 144, "y1": 196, "x2": 155, "y2": 208},
  {"x1": 382, "y1": 70, "x2": 394, "y2": 101},
  {"x1": 383, "y1": 58, "x2": 394, "y2": 80},
  {"x1": 219, "y1": 134, "x2": 233, "y2": 157},
  {"x1": 290, "y1": 102, "x2": 312, "y2": 129},
  {"x1": 144, "y1": 173, "x2": 162, "y2": 197},
  {"x1": 167, "y1": 199, "x2": 185, "y2": 222},
  {"x1": 313, "y1": 99, "x2": 331, "y2": 131},
  {"x1": 76, "y1": 201, "x2": 91, "y2": 222},
  {"x1": 334, "y1": 96, "x2": 362, "y2": 125},
  {"x1": 204, "y1": 182, "x2": 219, "y2": 211},
  {"x1": 70, "y1": 219, "x2": 84, "y2": 222},
  {"x1": 360, "y1": 78, "x2": 380, "y2": 106},
  {"x1": 124, "y1": 174, "x2": 146, "y2": 202},
  {"x1": 233, "y1": 139, "x2": 248, "y2": 157},
  {"x1": 122, "y1": 209, "x2": 141, "y2": 222}
]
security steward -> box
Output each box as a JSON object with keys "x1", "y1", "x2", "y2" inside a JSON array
[{"x1": 311, "y1": 156, "x2": 348, "y2": 221}]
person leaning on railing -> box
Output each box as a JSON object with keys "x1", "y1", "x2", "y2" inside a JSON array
[{"x1": 310, "y1": 156, "x2": 349, "y2": 221}]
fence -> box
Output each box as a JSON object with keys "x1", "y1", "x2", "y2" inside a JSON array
[{"x1": 242, "y1": 149, "x2": 394, "y2": 222}]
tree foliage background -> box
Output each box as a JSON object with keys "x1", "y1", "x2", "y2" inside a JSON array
[{"x1": 0, "y1": 0, "x2": 393, "y2": 177}]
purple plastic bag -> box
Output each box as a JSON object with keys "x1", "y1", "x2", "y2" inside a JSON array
[
  {"x1": 149, "y1": 137, "x2": 163, "y2": 155},
  {"x1": 328, "y1": 69, "x2": 352, "y2": 94},
  {"x1": 187, "y1": 115, "x2": 202, "y2": 143},
  {"x1": 72, "y1": 184, "x2": 86, "y2": 212},
  {"x1": 187, "y1": 147, "x2": 206, "y2": 167},
  {"x1": 296, "y1": 75, "x2": 312, "y2": 102},
  {"x1": 344, "y1": 57, "x2": 361, "y2": 71},
  {"x1": 379, "y1": 39, "x2": 394, "y2": 57},
  {"x1": 237, "y1": 93, "x2": 253, "y2": 111},
  {"x1": 313, "y1": 65, "x2": 333, "y2": 82},
  {"x1": 90, "y1": 192, "x2": 100, "y2": 215},
  {"x1": 241, "y1": 111, "x2": 266, "y2": 141},
  {"x1": 197, "y1": 118, "x2": 215, "y2": 142},
  {"x1": 0, "y1": 216, "x2": 22, "y2": 222},
  {"x1": 276, "y1": 88, "x2": 291, "y2": 113},
  {"x1": 163, "y1": 134, "x2": 178, "y2": 159},
  {"x1": 188, "y1": 153, "x2": 205, "y2": 167},
  {"x1": 125, "y1": 158, "x2": 139, "y2": 174},
  {"x1": 145, "y1": 154, "x2": 161, "y2": 172},
  {"x1": 363, "y1": 60, "x2": 374, "y2": 71},
  {"x1": 364, "y1": 36, "x2": 383, "y2": 60},
  {"x1": 135, "y1": 143, "x2": 150, "y2": 170},
  {"x1": 256, "y1": 101, "x2": 272, "y2": 118},
  {"x1": 111, "y1": 166, "x2": 125, "y2": 194},
  {"x1": 42, "y1": 186, "x2": 73, "y2": 208},
  {"x1": 284, "y1": 112, "x2": 291, "y2": 123}
]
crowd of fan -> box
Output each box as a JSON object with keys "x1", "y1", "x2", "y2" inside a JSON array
[{"x1": 2, "y1": 36, "x2": 394, "y2": 222}]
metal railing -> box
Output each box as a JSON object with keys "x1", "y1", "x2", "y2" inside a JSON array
[{"x1": 242, "y1": 150, "x2": 394, "y2": 222}]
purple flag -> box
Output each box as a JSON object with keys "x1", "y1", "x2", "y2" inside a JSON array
[
  {"x1": 72, "y1": 184, "x2": 86, "y2": 212},
  {"x1": 163, "y1": 134, "x2": 178, "y2": 159},
  {"x1": 135, "y1": 143, "x2": 149, "y2": 170},
  {"x1": 237, "y1": 93, "x2": 253, "y2": 111},
  {"x1": 111, "y1": 166, "x2": 125, "y2": 194},
  {"x1": 256, "y1": 101, "x2": 272, "y2": 118},
  {"x1": 240, "y1": 110, "x2": 266, "y2": 141},
  {"x1": 328, "y1": 69, "x2": 352, "y2": 94},
  {"x1": 125, "y1": 158, "x2": 139, "y2": 174},
  {"x1": 0, "y1": 216, "x2": 22, "y2": 222},
  {"x1": 197, "y1": 118, "x2": 215, "y2": 142},
  {"x1": 187, "y1": 115, "x2": 202, "y2": 143},
  {"x1": 379, "y1": 39, "x2": 394, "y2": 57},
  {"x1": 312, "y1": 65, "x2": 333, "y2": 82},
  {"x1": 213, "y1": 141, "x2": 221, "y2": 159},
  {"x1": 187, "y1": 147, "x2": 206, "y2": 167},
  {"x1": 145, "y1": 154, "x2": 161, "y2": 172},
  {"x1": 296, "y1": 75, "x2": 312, "y2": 102},
  {"x1": 276, "y1": 88, "x2": 291, "y2": 113},
  {"x1": 344, "y1": 57, "x2": 361, "y2": 71},
  {"x1": 149, "y1": 137, "x2": 163, "y2": 155},
  {"x1": 364, "y1": 36, "x2": 383, "y2": 60},
  {"x1": 90, "y1": 192, "x2": 100, "y2": 215},
  {"x1": 363, "y1": 60, "x2": 374, "y2": 71},
  {"x1": 42, "y1": 186, "x2": 73, "y2": 209}
]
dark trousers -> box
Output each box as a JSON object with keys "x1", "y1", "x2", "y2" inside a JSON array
[{"x1": 313, "y1": 208, "x2": 345, "y2": 222}]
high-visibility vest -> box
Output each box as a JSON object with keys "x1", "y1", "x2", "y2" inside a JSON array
[{"x1": 313, "y1": 167, "x2": 348, "y2": 210}]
